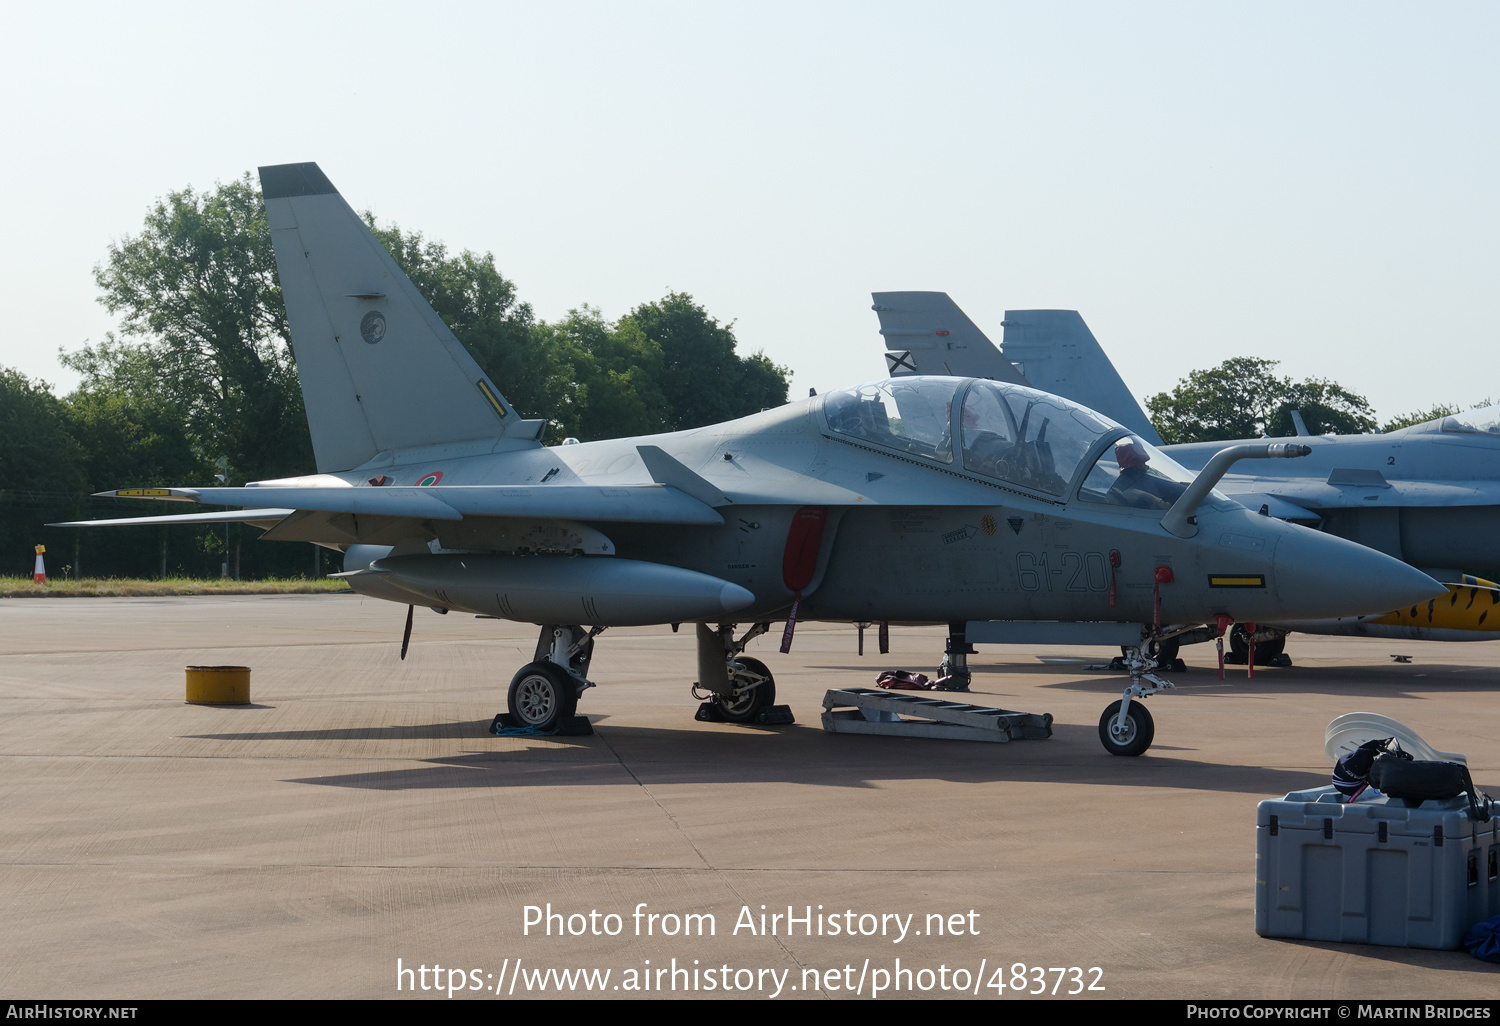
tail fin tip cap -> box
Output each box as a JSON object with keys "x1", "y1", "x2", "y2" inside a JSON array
[{"x1": 258, "y1": 163, "x2": 338, "y2": 200}]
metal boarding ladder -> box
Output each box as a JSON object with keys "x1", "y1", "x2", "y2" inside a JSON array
[{"x1": 820, "y1": 688, "x2": 1053, "y2": 742}]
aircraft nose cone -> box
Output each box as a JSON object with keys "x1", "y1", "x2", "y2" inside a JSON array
[{"x1": 1272, "y1": 528, "x2": 1446, "y2": 619}]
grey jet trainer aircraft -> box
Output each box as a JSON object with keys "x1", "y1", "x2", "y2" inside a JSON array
[
  {"x1": 872, "y1": 292, "x2": 1500, "y2": 661},
  {"x1": 56, "y1": 165, "x2": 1445, "y2": 756}
]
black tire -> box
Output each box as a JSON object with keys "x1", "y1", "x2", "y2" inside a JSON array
[
  {"x1": 507, "y1": 662, "x2": 579, "y2": 731},
  {"x1": 718, "y1": 656, "x2": 776, "y2": 723},
  {"x1": 1150, "y1": 636, "x2": 1180, "y2": 665},
  {"x1": 1098, "y1": 699, "x2": 1155, "y2": 757},
  {"x1": 1228, "y1": 627, "x2": 1285, "y2": 664}
]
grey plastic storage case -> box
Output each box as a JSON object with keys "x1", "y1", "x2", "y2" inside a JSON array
[{"x1": 1256, "y1": 785, "x2": 1500, "y2": 948}]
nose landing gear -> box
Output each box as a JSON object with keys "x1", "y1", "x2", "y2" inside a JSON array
[
  {"x1": 1098, "y1": 639, "x2": 1176, "y2": 756},
  {"x1": 1099, "y1": 698, "x2": 1155, "y2": 757}
]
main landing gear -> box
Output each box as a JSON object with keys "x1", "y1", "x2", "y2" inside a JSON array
[
  {"x1": 1226, "y1": 626, "x2": 1290, "y2": 666},
  {"x1": 935, "y1": 621, "x2": 975, "y2": 691},
  {"x1": 1098, "y1": 639, "x2": 1178, "y2": 757},
  {"x1": 494, "y1": 621, "x2": 793, "y2": 735},
  {"x1": 496, "y1": 624, "x2": 603, "y2": 733},
  {"x1": 692, "y1": 622, "x2": 792, "y2": 724}
]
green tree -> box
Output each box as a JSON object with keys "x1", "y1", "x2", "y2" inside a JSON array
[
  {"x1": 366, "y1": 221, "x2": 555, "y2": 420},
  {"x1": 1265, "y1": 378, "x2": 1378, "y2": 437},
  {"x1": 1147, "y1": 357, "x2": 1376, "y2": 444},
  {"x1": 621, "y1": 293, "x2": 790, "y2": 430},
  {"x1": 534, "y1": 307, "x2": 669, "y2": 442},
  {"x1": 59, "y1": 339, "x2": 207, "y2": 490},
  {"x1": 89, "y1": 174, "x2": 310, "y2": 482},
  {"x1": 82, "y1": 177, "x2": 788, "y2": 485},
  {"x1": 0, "y1": 368, "x2": 85, "y2": 495},
  {"x1": 0, "y1": 368, "x2": 88, "y2": 578}
]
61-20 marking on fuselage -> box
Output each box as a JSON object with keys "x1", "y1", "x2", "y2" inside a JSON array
[{"x1": 1016, "y1": 551, "x2": 1110, "y2": 593}]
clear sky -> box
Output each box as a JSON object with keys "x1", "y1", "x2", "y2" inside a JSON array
[{"x1": 2, "y1": 1, "x2": 1495, "y2": 424}]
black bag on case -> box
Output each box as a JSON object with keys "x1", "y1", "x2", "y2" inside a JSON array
[{"x1": 1370, "y1": 754, "x2": 1492, "y2": 821}]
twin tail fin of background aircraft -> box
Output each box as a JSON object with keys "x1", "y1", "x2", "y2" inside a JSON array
[{"x1": 871, "y1": 291, "x2": 1164, "y2": 446}]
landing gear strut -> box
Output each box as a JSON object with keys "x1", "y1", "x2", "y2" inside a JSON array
[
  {"x1": 720, "y1": 655, "x2": 776, "y2": 723},
  {"x1": 693, "y1": 622, "x2": 790, "y2": 724},
  {"x1": 936, "y1": 621, "x2": 974, "y2": 692},
  {"x1": 1109, "y1": 634, "x2": 1184, "y2": 672},
  {"x1": 498, "y1": 624, "x2": 603, "y2": 732},
  {"x1": 1099, "y1": 641, "x2": 1176, "y2": 757}
]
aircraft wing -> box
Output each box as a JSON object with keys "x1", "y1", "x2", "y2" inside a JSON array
[{"x1": 77, "y1": 484, "x2": 729, "y2": 526}]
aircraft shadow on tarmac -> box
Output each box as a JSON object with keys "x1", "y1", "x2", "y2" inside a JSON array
[
  {"x1": 257, "y1": 719, "x2": 1342, "y2": 796},
  {"x1": 817, "y1": 656, "x2": 1500, "y2": 692},
  {"x1": 889, "y1": 657, "x2": 1500, "y2": 701}
]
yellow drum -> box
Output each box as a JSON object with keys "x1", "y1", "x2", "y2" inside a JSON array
[{"x1": 185, "y1": 665, "x2": 251, "y2": 705}]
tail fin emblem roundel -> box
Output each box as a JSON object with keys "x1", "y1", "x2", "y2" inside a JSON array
[{"x1": 360, "y1": 312, "x2": 387, "y2": 344}]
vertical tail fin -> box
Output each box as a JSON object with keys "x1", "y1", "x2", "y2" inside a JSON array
[
  {"x1": 870, "y1": 291, "x2": 1028, "y2": 384},
  {"x1": 1000, "y1": 311, "x2": 1162, "y2": 445},
  {"x1": 259, "y1": 162, "x2": 543, "y2": 473}
]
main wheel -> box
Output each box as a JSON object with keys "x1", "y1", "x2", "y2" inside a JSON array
[
  {"x1": 1228, "y1": 627, "x2": 1285, "y2": 664},
  {"x1": 507, "y1": 662, "x2": 579, "y2": 731},
  {"x1": 717, "y1": 656, "x2": 776, "y2": 723},
  {"x1": 1098, "y1": 699, "x2": 1155, "y2": 757},
  {"x1": 1149, "y1": 636, "x2": 1180, "y2": 665}
]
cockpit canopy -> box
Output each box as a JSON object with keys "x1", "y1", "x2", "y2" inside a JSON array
[
  {"x1": 1439, "y1": 405, "x2": 1500, "y2": 436},
  {"x1": 823, "y1": 377, "x2": 1126, "y2": 498}
]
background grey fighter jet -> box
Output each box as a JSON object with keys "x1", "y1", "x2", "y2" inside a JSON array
[
  {"x1": 56, "y1": 165, "x2": 1443, "y2": 757},
  {"x1": 872, "y1": 293, "x2": 1500, "y2": 660}
]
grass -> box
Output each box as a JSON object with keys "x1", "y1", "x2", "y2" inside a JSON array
[{"x1": 0, "y1": 576, "x2": 352, "y2": 598}]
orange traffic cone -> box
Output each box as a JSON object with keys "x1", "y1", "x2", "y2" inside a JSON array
[{"x1": 33, "y1": 544, "x2": 45, "y2": 584}]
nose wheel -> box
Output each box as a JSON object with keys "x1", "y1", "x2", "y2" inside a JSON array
[
  {"x1": 715, "y1": 656, "x2": 777, "y2": 723},
  {"x1": 1097, "y1": 642, "x2": 1175, "y2": 756},
  {"x1": 1099, "y1": 699, "x2": 1155, "y2": 757}
]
